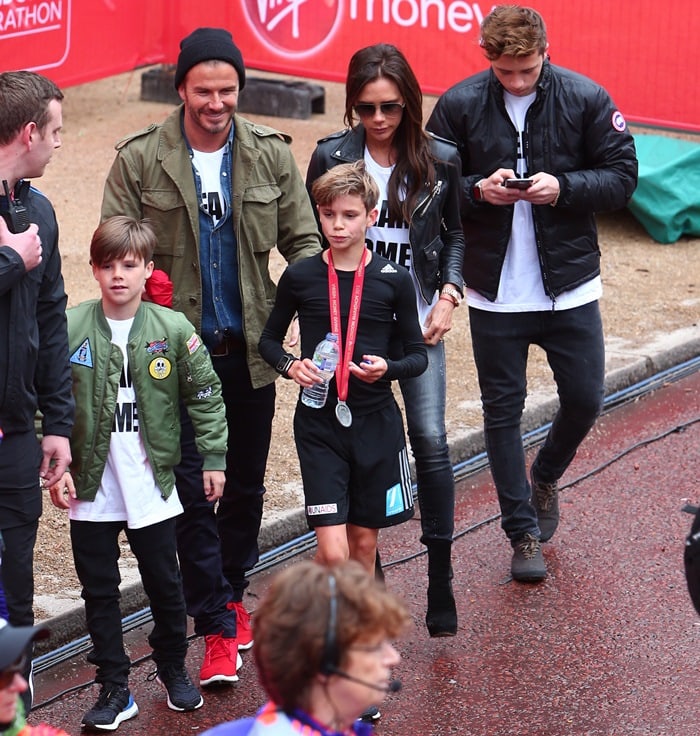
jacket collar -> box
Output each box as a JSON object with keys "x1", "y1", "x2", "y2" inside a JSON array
[
  {"x1": 330, "y1": 125, "x2": 365, "y2": 163},
  {"x1": 488, "y1": 56, "x2": 552, "y2": 97}
]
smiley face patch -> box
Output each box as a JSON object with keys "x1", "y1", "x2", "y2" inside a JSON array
[{"x1": 149, "y1": 356, "x2": 172, "y2": 380}]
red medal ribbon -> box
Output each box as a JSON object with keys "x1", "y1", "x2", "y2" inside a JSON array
[{"x1": 327, "y1": 249, "x2": 367, "y2": 403}]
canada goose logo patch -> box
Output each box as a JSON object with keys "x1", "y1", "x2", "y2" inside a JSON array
[{"x1": 611, "y1": 110, "x2": 627, "y2": 132}]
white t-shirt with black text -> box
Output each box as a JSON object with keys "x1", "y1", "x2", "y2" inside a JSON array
[{"x1": 364, "y1": 150, "x2": 439, "y2": 330}]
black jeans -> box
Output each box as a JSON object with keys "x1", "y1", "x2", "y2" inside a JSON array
[
  {"x1": 0, "y1": 429, "x2": 43, "y2": 628},
  {"x1": 71, "y1": 517, "x2": 187, "y2": 684},
  {"x1": 0, "y1": 520, "x2": 38, "y2": 627},
  {"x1": 175, "y1": 344, "x2": 275, "y2": 635},
  {"x1": 469, "y1": 302, "x2": 605, "y2": 543}
]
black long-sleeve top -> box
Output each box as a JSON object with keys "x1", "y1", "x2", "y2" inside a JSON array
[{"x1": 259, "y1": 252, "x2": 427, "y2": 417}]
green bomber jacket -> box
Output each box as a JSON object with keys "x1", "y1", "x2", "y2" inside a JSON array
[{"x1": 66, "y1": 299, "x2": 227, "y2": 501}]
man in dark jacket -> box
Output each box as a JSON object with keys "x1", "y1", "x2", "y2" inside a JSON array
[
  {"x1": 0, "y1": 71, "x2": 73, "y2": 709},
  {"x1": 427, "y1": 5, "x2": 637, "y2": 582}
]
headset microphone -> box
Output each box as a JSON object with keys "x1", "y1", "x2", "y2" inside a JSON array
[
  {"x1": 320, "y1": 574, "x2": 401, "y2": 695},
  {"x1": 327, "y1": 667, "x2": 402, "y2": 694}
]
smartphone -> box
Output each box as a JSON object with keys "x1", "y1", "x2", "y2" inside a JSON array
[{"x1": 503, "y1": 178, "x2": 533, "y2": 189}]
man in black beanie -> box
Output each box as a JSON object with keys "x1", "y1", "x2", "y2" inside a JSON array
[
  {"x1": 101, "y1": 27, "x2": 321, "y2": 690},
  {"x1": 173, "y1": 28, "x2": 246, "y2": 90}
]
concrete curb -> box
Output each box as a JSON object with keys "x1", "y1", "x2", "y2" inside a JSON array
[{"x1": 36, "y1": 327, "x2": 700, "y2": 653}]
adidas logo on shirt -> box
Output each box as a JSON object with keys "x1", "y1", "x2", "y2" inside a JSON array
[{"x1": 380, "y1": 263, "x2": 398, "y2": 273}]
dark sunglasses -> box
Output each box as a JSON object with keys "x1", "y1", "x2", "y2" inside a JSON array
[
  {"x1": 353, "y1": 102, "x2": 406, "y2": 119},
  {"x1": 0, "y1": 653, "x2": 27, "y2": 689}
]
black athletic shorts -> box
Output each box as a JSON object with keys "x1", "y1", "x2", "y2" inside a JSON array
[{"x1": 293, "y1": 399, "x2": 414, "y2": 529}]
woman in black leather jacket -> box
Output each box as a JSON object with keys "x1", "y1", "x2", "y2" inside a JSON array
[{"x1": 306, "y1": 44, "x2": 465, "y2": 640}]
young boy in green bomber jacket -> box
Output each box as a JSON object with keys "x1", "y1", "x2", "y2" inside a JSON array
[{"x1": 49, "y1": 216, "x2": 228, "y2": 732}]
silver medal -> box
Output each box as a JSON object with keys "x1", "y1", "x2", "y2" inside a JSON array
[{"x1": 335, "y1": 400, "x2": 353, "y2": 427}]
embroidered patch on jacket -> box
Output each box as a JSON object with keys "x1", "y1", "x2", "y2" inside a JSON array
[
  {"x1": 70, "y1": 339, "x2": 93, "y2": 368},
  {"x1": 187, "y1": 333, "x2": 201, "y2": 355},
  {"x1": 145, "y1": 338, "x2": 168, "y2": 354},
  {"x1": 196, "y1": 386, "x2": 213, "y2": 400},
  {"x1": 611, "y1": 110, "x2": 627, "y2": 132},
  {"x1": 148, "y1": 357, "x2": 172, "y2": 379}
]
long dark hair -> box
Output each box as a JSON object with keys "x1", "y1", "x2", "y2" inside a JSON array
[{"x1": 344, "y1": 44, "x2": 435, "y2": 223}]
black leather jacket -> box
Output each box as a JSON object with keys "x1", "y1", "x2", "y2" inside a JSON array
[
  {"x1": 306, "y1": 126, "x2": 465, "y2": 304},
  {"x1": 427, "y1": 60, "x2": 638, "y2": 302},
  {"x1": 0, "y1": 181, "x2": 73, "y2": 436}
]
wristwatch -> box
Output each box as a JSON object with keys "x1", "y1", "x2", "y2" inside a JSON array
[
  {"x1": 440, "y1": 285, "x2": 463, "y2": 307},
  {"x1": 275, "y1": 354, "x2": 298, "y2": 378},
  {"x1": 472, "y1": 179, "x2": 486, "y2": 202}
]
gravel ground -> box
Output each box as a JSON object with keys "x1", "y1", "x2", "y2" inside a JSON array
[{"x1": 31, "y1": 67, "x2": 700, "y2": 620}]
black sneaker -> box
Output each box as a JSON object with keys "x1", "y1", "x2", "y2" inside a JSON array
[
  {"x1": 511, "y1": 533, "x2": 547, "y2": 582},
  {"x1": 358, "y1": 705, "x2": 381, "y2": 722},
  {"x1": 531, "y1": 467, "x2": 559, "y2": 542},
  {"x1": 151, "y1": 665, "x2": 204, "y2": 712},
  {"x1": 81, "y1": 683, "x2": 138, "y2": 731}
]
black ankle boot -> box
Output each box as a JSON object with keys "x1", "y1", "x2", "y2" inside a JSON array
[{"x1": 426, "y1": 540, "x2": 458, "y2": 637}]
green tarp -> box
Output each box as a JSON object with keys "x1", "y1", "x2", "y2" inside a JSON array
[{"x1": 627, "y1": 133, "x2": 700, "y2": 244}]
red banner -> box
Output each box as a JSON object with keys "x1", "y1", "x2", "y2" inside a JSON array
[{"x1": 1, "y1": 0, "x2": 698, "y2": 132}]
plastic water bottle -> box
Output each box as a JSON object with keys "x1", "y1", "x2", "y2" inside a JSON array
[{"x1": 301, "y1": 333, "x2": 339, "y2": 409}]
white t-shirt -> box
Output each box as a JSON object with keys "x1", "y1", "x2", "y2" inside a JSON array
[
  {"x1": 192, "y1": 146, "x2": 226, "y2": 225},
  {"x1": 69, "y1": 317, "x2": 184, "y2": 529},
  {"x1": 364, "y1": 150, "x2": 439, "y2": 331},
  {"x1": 467, "y1": 90, "x2": 601, "y2": 313}
]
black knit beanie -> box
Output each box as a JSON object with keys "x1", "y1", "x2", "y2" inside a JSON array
[{"x1": 174, "y1": 27, "x2": 246, "y2": 90}]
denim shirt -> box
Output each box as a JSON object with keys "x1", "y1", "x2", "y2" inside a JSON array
[{"x1": 189, "y1": 124, "x2": 243, "y2": 347}]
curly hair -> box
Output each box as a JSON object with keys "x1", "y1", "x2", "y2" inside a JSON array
[
  {"x1": 252, "y1": 560, "x2": 410, "y2": 712},
  {"x1": 480, "y1": 5, "x2": 548, "y2": 60}
]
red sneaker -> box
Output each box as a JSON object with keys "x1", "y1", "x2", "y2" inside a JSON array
[
  {"x1": 199, "y1": 632, "x2": 242, "y2": 687},
  {"x1": 227, "y1": 600, "x2": 254, "y2": 650}
]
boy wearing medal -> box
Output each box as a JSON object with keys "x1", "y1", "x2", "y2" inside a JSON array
[{"x1": 259, "y1": 160, "x2": 427, "y2": 573}]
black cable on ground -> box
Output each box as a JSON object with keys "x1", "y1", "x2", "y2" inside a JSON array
[{"x1": 30, "y1": 357, "x2": 700, "y2": 707}]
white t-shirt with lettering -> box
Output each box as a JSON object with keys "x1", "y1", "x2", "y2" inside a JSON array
[
  {"x1": 364, "y1": 150, "x2": 439, "y2": 330},
  {"x1": 192, "y1": 146, "x2": 226, "y2": 225}
]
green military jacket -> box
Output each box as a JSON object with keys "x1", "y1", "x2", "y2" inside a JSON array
[
  {"x1": 101, "y1": 107, "x2": 321, "y2": 389},
  {"x1": 67, "y1": 300, "x2": 227, "y2": 501}
]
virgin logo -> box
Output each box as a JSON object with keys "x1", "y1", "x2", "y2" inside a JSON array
[{"x1": 242, "y1": 0, "x2": 342, "y2": 57}]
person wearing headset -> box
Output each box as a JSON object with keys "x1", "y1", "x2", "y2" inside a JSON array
[{"x1": 201, "y1": 560, "x2": 410, "y2": 736}]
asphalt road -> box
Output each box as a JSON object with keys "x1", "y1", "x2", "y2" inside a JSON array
[{"x1": 28, "y1": 365, "x2": 700, "y2": 735}]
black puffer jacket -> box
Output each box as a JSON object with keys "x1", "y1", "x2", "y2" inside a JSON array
[
  {"x1": 306, "y1": 125, "x2": 465, "y2": 304},
  {"x1": 0, "y1": 181, "x2": 73, "y2": 436},
  {"x1": 427, "y1": 60, "x2": 638, "y2": 302}
]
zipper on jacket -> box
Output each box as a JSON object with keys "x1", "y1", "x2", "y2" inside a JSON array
[
  {"x1": 412, "y1": 180, "x2": 442, "y2": 220},
  {"x1": 524, "y1": 112, "x2": 557, "y2": 310}
]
